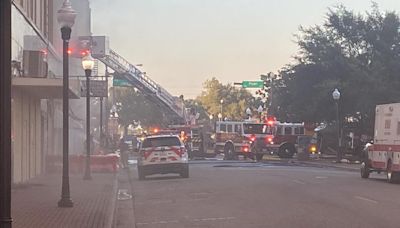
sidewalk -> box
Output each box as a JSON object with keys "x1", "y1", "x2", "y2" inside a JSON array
[{"x1": 11, "y1": 173, "x2": 117, "y2": 228}]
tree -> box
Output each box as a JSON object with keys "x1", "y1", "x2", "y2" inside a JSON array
[
  {"x1": 271, "y1": 4, "x2": 400, "y2": 134},
  {"x1": 113, "y1": 87, "x2": 165, "y2": 127},
  {"x1": 196, "y1": 77, "x2": 256, "y2": 120}
]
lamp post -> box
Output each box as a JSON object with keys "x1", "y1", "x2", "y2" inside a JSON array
[
  {"x1": 257, "y1": 105, "x2": 263, "y2": 122},
  {"x1": 82, "y1": 53, "x2": 95, "y2": 180},
  {"x1": 0, "y1": 0, "x2": 13, "y2": 227},
  {"x1": 220, "y1": 99, "x2": 224, "y2": 115},
  {"x1": 332, "y1": 88, "x2": 342, "y2": 163},
  {"x1": 57, "y1": 0, "x2": 76, "y2": 208},
  {"x1": 100, "y1": 97, "x2": 103, "y2": 146},
  {"x1": 246, "y1": 108, "x2": 252, "y2": 120},
  {"x1": 218, "y1": 113, "x2": 223, "y2": 121}
]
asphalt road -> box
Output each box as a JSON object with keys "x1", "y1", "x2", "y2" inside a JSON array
[{"x1": 125, "y1": 160, "x2": 400, "y2": 228}]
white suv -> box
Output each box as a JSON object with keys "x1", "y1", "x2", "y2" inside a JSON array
[{"x1": 137, "y1": 135, "x2": 189, "y2": 180}]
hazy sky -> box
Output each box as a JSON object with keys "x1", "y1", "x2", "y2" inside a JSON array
[{"x1": 91, "y1": 0, "x2": 400, "y2": 98}]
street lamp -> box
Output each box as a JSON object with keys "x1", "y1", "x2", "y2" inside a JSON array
[
  {"x1": 218, "y1": 113, "x2": 223, "y2": 121},
  {"x1": 332, "y1": 88, "x2": 342, "y2": 163},
  {"x1": 220, "y1": 99, "x2": 224, "y2": 115},
  {"x1": 246, "y1": 108, "x2": 252, "y2": 119},
  {"x1": 257, "y1": 105, "x2": 263, "y2": 122},
  {"x1": 82, "y1": 53, "x2": 95, "y2": 180},
  {"x1": 57, "y1": 0, "x2": 76, "y2": 208}
]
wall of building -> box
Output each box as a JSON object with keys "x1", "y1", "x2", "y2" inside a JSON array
[
  {"x1": 11, "y1": 1, "x2": 61, "y2": 183},
  {"x1": 12, "y1": 89, "x2": 42, "y2": 183},
  {"x1": 10, "y1": 0, "x2": 93, "y2": 183}
]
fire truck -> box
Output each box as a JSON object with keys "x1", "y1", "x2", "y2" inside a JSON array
[
  {"x1": 261, "y1": 120, "x2": 306, "y2": 158},
  {"x1": 214, "y1": 120, "x2": 274, "y2": 160},
  {"x1": 361, "y1": 103, "x2": 400, "y2": 183},
  {"x1": 158, "y1": 125, "x2": 208, "y2": 159},
  {"x1": 214, "y1": 118, "x2": 306, "y2": 160}
]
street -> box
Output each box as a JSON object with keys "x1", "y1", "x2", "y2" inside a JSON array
[{"x1": 125, "y1": 160, "x2": 400, "y2": 228}]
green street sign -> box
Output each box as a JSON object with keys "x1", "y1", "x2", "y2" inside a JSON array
[
  {"x1": 242, "y1": 81, "x2": 264, "y2": 88},
  {"x1": 113, "y1": 78, "x2": 131, "y2": 87}
]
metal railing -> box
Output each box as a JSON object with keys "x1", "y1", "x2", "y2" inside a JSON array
[{"x1": 96, "y1": 49, "x2": 184, "y2": 119}]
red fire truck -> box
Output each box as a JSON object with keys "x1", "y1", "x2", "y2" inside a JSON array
[
  {"x1": 214, "y1": 119, "x2": 306, "y2": 160},
  {"x1": 361, "y1": 103, "x2": 400, "y2": 183},
  {"x1": 214, "y1": 120, "x2": 274, "y2": 160},
  {"x1": 256, "y1": 120, "x2": 306, "y2": 159},
  {"x1": 157, "y1": 125, "x2": 207, "y2": 159}
]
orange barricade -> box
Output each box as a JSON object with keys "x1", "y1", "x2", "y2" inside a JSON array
[
  {"x1": 90, "y1": 154, "x2": 120, "y2": 173},
  {"x1": 46, "y1": 153, "x2": 120, "y2": 174}
]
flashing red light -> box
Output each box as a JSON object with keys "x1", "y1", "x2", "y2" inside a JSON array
[
  {"x1": 153, "y1": 128, "x2": 159, "y2": 133},
  {"x1": 67, "y1": 49, "x2": 72, "y2": 55},
  {"x1": 81, "y1": 49, "x2": 90, "y2": 56},
  {"x1": 249, "y1": 135, "x2": 256, "y2": 142},
  {"x1": 266, "y1": 116, "x2": 276, "y2": 125},
  {"x1": 243, "y1": 147, "x2": 249, "y2": 152},
  {"x1": 267, "y1": 136, "x2": 273, "y2": 143}
]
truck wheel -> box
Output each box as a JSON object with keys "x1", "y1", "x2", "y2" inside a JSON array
[
  {"x1": 138, "y1": 166, "x2": 146, "y2": 181},
  {"x1": 278, "y1": 144, "x2": 295, "y2": 158},
  {"x1": 256, "y1": 154, "x2": 264, "y2": 162},
  {"x1": 224, "y1": 144, "x2": 235, "y2": 160},
  {"x1": 386, "y1": 161, "x2": 398, "y2": 183},
  {"x1": 180, "y1": 166, "x2": 189, "y2": 178},
  {"x1": 360, "y1": 161, "x2": 370, "y2": 179}
]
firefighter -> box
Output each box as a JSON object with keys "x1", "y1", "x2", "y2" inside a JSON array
[{"x1": 119, "y1": 137, "x2": 129, "y2": 169}]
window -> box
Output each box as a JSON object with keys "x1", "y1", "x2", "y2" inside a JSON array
[
  {"x1": 235, "y1": 124, "x2": 242, "y2": 134},
  {"x1": 277, "y1": 126, "x2": 283, "y2": 135},
  {"x1": 397, "y1": 122, "x2": 400, "y2": 135},
  {"x1": 284, "y1": 127, "x2": 292, "y2": 135},
  {"x1": 219, "y1": 124, "x2": 227, "y2": 132},
  {"x1": 385, "y1": 119, "x2": 391, "y2": 129},
  {"x1": 294, "y1": 127, "x2": 304, "y2": 135},
  {"x1": 141, "y1": 137, "x2": 181, "y2": 148},
  {"x1": 227, "y1": 124, "x2": 233, "y2": 133},
  {"x1": 243, "y1": 124, "x2": 272, "y2": 134}
]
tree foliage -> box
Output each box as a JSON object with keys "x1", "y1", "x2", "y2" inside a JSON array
[
  {"x1": 196, "y1": 77, "x2": 256, "y2": 120},
  {"x1": 113, "y1": 88, "x2": 165, "y2": 127},
  {"x1": 271, "y1": 4, "x2": 400, "y2": 133}
]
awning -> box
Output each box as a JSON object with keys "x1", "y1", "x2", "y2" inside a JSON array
[{"x1": 12, "y1": 77, "x2": 81, "y2": 99}]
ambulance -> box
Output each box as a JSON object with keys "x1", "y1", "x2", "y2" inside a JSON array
[{"x1": 361, "y1": 103, "x2": 400, "y2": 183}]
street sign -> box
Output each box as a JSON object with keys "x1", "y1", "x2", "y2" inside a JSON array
[
  {"x1": 113, "y1": 78, "x2": 131, "y2": 87},
  {"x1": 81, "y1": 80, "x2": 108, "y2": 97},
  {"x1": 242, "y1": 81, "x2": 264, "y2": 88}
]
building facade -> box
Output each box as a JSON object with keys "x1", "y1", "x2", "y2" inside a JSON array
[{"x1": 11, "y1": 0, "x2": 91, "y2": 183}]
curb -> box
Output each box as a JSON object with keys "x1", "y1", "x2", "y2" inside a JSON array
[
  {"x1": 106, "y1": 173, "x2": 118, "y2": 228},
  {"x1": 294, "y1": 160, "x2": 360, "y2": 172}
]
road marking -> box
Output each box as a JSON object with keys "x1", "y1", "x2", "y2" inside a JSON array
[
  {"x1": 354, "y1": 196, "x2": 378, "y2": 204},
  {"x1": 292, "y1": 179, "x2": 306, "y2": 185},
  {"x1": 315, "y1": 176, "x2": 328, "y2": 179},
  {"x1": 137, "y1": 220, "x2": 179, "y2": 226},
  {"x1": 136, "y1": 217, "x2": 236, "y2": 226},
  {"x1": 192, "y1": 217, "x2": 236, "y2": 222}
]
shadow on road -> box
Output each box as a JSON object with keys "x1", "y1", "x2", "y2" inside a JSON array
[{"x1": 141, "y1": 175, "x2": 184, "y2": 181}]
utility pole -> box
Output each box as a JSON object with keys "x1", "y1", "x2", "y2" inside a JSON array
[{"x1": 0, "y1": 0, "x2": 13, "y2": 227}]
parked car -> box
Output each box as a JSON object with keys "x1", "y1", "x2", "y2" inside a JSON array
[{"x1": 137, "y1": 135, "x2": 189, "y2": 180}]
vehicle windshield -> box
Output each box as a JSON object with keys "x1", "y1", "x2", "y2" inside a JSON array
[
  {"x1": 141, "y1": 137, "x2": 181, "y2": 148},
  {"x1": 243, "y1": 124, "x2": 273, "y2": 134}
]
